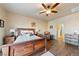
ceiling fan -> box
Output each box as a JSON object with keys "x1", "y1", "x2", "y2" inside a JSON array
[{"x1": 40, "y1": 3, "x2": 60, "y2": 16}]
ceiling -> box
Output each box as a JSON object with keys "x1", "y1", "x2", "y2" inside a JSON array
[{"x1": 0, "y1": 3, "x2": 79, "y2": 21}]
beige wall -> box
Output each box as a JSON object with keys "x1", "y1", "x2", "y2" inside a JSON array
[
  {"x1": 48, "y1": 12, "x2": 79, "y2": 36},
  {"x1": 0, "y1": 7, "x2": 7, "y2": 49},
  {"x1": 6, "y1": 12, "x2": 48, "y2": 35}
]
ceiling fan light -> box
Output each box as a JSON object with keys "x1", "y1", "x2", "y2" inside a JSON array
[{"x1": 46, "y1": 10, "x2": 51, "y2": 14}]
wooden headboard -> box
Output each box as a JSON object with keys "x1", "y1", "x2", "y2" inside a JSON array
[{"x1": 16, "y1": 28, "x2": 35, "y2": 35}]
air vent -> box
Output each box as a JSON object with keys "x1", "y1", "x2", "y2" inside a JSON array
[{"x1": 71, "y1": 7, "x2": 79, "y2": 12}]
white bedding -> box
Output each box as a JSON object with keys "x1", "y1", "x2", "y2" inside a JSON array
[{"x1": 14, "y1": 34, "x2": 42, "y2": 43}]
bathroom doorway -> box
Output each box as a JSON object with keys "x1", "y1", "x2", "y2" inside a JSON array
[{"x1": 56, "y1": 24, "x2": 64, "y2": 43}]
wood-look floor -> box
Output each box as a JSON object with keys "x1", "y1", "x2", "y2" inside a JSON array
[
  {"x1": 33, "y1": 39, "x2": 79, "y2": 56},
  {"x1": 49, "y1": 40, "x2": 79, "y2": 56}
]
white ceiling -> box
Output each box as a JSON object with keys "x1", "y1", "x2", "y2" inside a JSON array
[{"x1": 0, "y1": 3, "x2": 79, "y2": 21}]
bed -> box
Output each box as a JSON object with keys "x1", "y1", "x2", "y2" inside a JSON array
[{"x1": 1, "y1": 28, "x2": 46, "y2": 56}]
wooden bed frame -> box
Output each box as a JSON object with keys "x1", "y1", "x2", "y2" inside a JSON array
[{"x1": 0, "y1": 28, "x2": 46, "y2": 56}]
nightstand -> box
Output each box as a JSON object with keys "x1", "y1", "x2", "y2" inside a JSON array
[{"x1": 3, "y1": 35, "x2": 15, "y2": 44}]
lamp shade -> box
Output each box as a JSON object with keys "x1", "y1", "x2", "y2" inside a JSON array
[
  {"x1": 44, "y1": 31, "x2": 50, "y2": 35},
  {"x1": 10, "y1": 29, "x2": 15, "y2": 32}
]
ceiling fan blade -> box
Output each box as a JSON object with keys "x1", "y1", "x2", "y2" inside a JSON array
[
  {"x1": 42, "y1": 3, "x2": 47, "y2": 9},
  {"x1": 51, "y1": 10, "x2": 58, "y2": 13},
  {"x1": 40, "y1": 11, "x2": 46, "y2": 14},
  {"x1": 51, "y1": 3, "x2": 60, "y2": 9},
  {"x1": 40, "y1": 10, "x2": 46, "y2": 14}
]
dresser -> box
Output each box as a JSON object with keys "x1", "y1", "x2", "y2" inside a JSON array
[{"x1": 65, "y1": 34, "x2": 79, "y2": 46}]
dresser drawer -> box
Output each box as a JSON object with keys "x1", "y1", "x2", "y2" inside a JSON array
[
  {"x1": 65, "y1": 39, "x2": 79, "y2": 46},
  {"x1": 70, "y1": 41, "x2": 78, "y2": 45},
  {"x1": 65, "y1": 34, "x2": 79, "y2": 39},
  {"x1": 65, "y1": 38, "x2": 78, "y2": 41}
]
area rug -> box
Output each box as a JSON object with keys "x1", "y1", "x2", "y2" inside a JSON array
[{"x1": 41, "y1": 51, "x2": 54, "y2": 56}]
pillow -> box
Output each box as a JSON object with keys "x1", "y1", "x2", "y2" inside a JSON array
[{"x1": 29, "y1": 33, "x2": 34, "y2": 36}]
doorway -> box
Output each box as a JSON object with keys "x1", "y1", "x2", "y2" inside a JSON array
[{"x1": 56, "y1": 24, "x2": 64, "y2": 43}]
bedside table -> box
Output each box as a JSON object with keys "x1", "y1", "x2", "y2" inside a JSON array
[{"x1": 3, "y1": 36, "x2": 15, "y2": 44}]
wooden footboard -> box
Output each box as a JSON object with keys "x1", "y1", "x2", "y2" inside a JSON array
[{"x1": 1, "y1": 39, "x2": 45, "y2": 56}]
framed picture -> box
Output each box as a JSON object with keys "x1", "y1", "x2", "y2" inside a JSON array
[
  {"x1": 31, "y1": 22, "x2": 36, "y2": 27},
  {"x1": 0, "y1": 19, "x2": 4, "y2": 28},
  {"x1": 50, "y1": 25, "x2": 53, "y2": 29}
]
